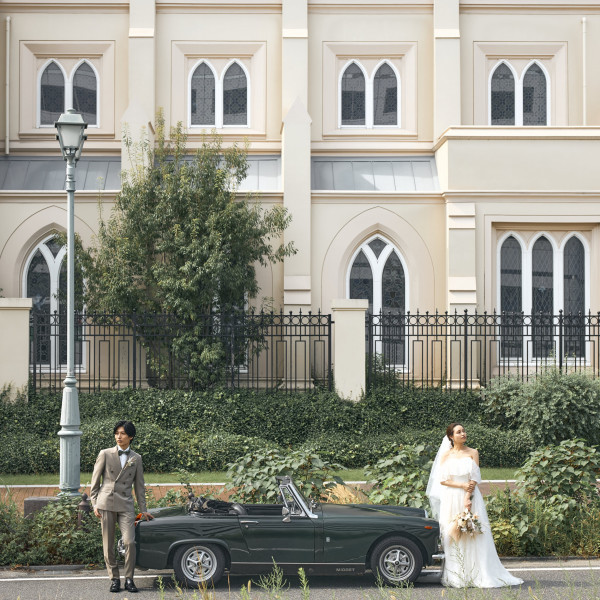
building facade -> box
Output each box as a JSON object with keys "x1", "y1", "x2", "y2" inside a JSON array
[{"x1": 1, "y1": 0, "x2": 600, "y2": 391}]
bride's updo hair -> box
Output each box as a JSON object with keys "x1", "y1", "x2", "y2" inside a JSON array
[{"x1": 446, "y1": 422, "x2": 463, "y2": 447}]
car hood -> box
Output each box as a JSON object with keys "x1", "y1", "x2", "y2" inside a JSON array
[{"x1": 321, "y1": 502, "x2": 429, "y2": 520}]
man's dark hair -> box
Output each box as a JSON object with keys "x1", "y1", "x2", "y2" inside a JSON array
[{"x1": 114, "y1": 420, "x2": 136, "y2": 439}]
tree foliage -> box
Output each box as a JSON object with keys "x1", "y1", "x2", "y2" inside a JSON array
[{"x1": 84, "y1": 114, "x2": 294, "y2": 316}]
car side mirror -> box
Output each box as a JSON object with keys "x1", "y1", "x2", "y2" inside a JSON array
[{"x1": 282, "y1": 506, "x2": 291, "y2": 523}]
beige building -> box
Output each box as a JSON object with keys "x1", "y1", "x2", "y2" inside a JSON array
[{"x1": 0, "y1": 0, "x2": 599, "y2": 394}]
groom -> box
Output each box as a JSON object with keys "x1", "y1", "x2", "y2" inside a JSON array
[{"x1": 90, "y1": 420, "x2": 153, "y2": 593}]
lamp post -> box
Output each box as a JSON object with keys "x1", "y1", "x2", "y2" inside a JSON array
[{"x1": 55, "y1": 109, "x2": 87, "y2": 497}]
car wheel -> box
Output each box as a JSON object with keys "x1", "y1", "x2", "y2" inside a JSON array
[
  {"x1": 370, "y1": 536, "x2": 423, "y2": 585},
  {"x1": 172, "y1": 543, "x2": 225, "y2": 587}
]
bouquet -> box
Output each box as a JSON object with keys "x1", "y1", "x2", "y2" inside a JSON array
[{"x1": 449, "y1": 508, "x2": 482, "y2": 540}]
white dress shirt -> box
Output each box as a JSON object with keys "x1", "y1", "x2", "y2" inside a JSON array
[{"x1": 118, "y1": 446, "x2": 130, "y2": 469}]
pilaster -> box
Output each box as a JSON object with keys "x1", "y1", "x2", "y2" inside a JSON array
[
  {"x1": 434, "y1": 0, "x2": 461, "y2": 140},
  {"x1": 282, "y1": 0, "x2": 311, "y2": 312}
]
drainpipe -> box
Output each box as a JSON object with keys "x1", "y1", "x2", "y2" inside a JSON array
[
  {"x1": 5, "y1": 16, "x2": 10, "y2": 154},
  {"x1": 582, "y1": 17, "x2": 587, "y2": 126}
]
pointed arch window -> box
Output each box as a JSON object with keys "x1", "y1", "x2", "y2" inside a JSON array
[
  {"x1": 72, "y1": 62, "x2": 98, "y2": 125},
  {"x1": 373, "y1": 63, "x2": 398, "y2": 126},
  {"x1": 40, "y1": 62, "x2": 65, "y2": 126},
  {"x1": 522, "y1": 63, "x2": 547, "y2": 126},
  {"x1": 341, "y1": 63, "x2": 366, "y2": 126},
  {"x1": 491, "y1": 63, "x2": 515, "y2": 125},
  {"x1": 348, "y1": 236, "x2": 406, "y2": 315},
  {"x1": 490, "y1": 60, "x2": 549, "y2": 126},
  {"x1": 38, "y1": 59, "x2": 99, "y2": 127},
  {"x1": 223, "y1": 62, "x2": 248, "y2": 126},
  {"x1": 25, "y1": 236, "x2": 83, "y2": 368},
  {"x1": 189, "y1": 60, "x2": 249, "y2": 128},
  {"x1": 190, "y1": 63, "x2": 216, "y2": 126},
  {"x1": 497, "y1": 232, "x2": 588, "y2": 361}
]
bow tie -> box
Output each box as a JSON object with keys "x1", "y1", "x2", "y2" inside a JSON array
[{"x1": 118, "y1": 449, "x2": 130, "y2": 456}]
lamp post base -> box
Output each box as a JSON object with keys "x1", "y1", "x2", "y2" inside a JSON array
[{"x1": 58, "y1": 379, "x2": 82, "y2": 497}]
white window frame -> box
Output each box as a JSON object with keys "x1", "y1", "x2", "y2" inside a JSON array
[
  {"x1": 37, "y1": 58, "x2": 100, "y2": 128},
  {"x1": 488, "y1": 59, "x2": 551, "y2": 126},
  {"x1": 346, "y1": 234, "x2": 409, "y2": 369},
  {"x1": 188, "y1": 59, "x2": 250, "y2": 129},
  {"x1": 23, "y1": 236, "x2": 86, "y2": 372},
  {"x1": 496, "y1": 231, "x2": 590, "y2": 364},
  {"x1": 338, "y1": 59, "x2": 401, "y2": 130}
]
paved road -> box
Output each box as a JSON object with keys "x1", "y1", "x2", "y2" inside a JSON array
[{"x1": 2, "y1": 560, "x2": 600, "y2": 600}]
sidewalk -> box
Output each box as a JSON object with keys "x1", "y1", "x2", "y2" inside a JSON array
[{"x1": 1, "y1": 480, "x2": 516, "y2": 513}]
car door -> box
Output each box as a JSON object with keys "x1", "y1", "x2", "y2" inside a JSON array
[{"x1": 238, "y1": 506, "x2": 316, "y2": 564}]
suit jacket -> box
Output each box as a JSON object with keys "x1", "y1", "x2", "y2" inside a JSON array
[{"x1": 90, "y1": 447, "x2": 148, "y2": 514}]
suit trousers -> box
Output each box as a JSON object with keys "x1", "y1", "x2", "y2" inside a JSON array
[{"x1": 100, "y1": 509, "x2": 136, "y2": 579}]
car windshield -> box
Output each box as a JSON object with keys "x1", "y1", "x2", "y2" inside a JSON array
[{"x1": 286, "y1": 482, "x2": 316, "y2": 510}]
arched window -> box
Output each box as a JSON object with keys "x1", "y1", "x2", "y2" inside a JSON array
[
  {"x1": 222, "y1": 62, "x2": 247, "y2": 126},
  {"x1": 373, "y1": 63, "x2": 398, "y2": 126},
  {"x1": 522, "y1": 63, "x2": 547, "y2": 126},
  {"x1": 564, "y1": 236, "x2": 585, "y2": 315},
  {"x1": 72, "y1": 62, "x2": 98, "y2": 125},
  {"x1": 190, "y1": 62, "x2": 216, "y2": 126},
  {"x1": 40, "y1": 61, "x2": 65, "y2": 126},
  {"x1": 500, "y1": 236, "x2": 522, "y2": 313},
  {"x1": 531, "y1": 236, "x2": 554, "y2": 358},
  {"x1": 348, "y1": 236, "x2": 406, "y2": 315},
  {"x1": 490, "y1": 63, "x2": 515, "y2": 126},
  {"x1": 341, "y1": 63, "x2": 366, "y2": 126}
]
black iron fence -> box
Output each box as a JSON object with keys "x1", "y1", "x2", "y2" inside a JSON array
[
  {"x1": 30, "y1": 311, "x2": 332, "y2": 393},
  {"x1": 367, "y1": 311, "x2": 600, "y2": 391}
]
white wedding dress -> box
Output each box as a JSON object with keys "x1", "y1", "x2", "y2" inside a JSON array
[{"x1": 438, "y1": 455, "x2": 523, "y2": 588}]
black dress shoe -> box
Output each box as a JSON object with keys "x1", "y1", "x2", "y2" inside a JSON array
[
  {"x1": 109, "y1": 578, "x2": 121, "y2": 592},
  {"x1": 124, "y1": 578, "x2": 138, "y2": 593}
]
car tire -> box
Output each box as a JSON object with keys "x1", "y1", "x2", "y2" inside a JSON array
[
  {"x1": 370, "y1": 536, "x2": 423, "y2": 585},
  {"x1": 172, "y1": 543, "x2": 226, "y2": 588}
]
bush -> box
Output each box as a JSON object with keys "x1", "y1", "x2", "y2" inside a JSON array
[
  {"x1": 516, "y1": 439, "x2": 600, "y2": 512},
  {"x1": 364, "y1": 443, "x2": 434, "y2": 508},
  {"x1": 226, "y1": 447, "x2": 343, "y2": 503},
  {"x1": 483, "y1": 369, "x2": 600, "y2": 447},
  {"x1": 0, "y1": 496, "x2": 103, "y2": 566}
]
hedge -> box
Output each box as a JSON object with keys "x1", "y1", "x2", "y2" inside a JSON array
[{"x1": 0, "y1": 386, "x2": 533, "y2": 473}]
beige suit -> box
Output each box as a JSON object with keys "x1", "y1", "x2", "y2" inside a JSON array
[{"x1": 90, "y1": 447, "x2": 148, "y2": 580}]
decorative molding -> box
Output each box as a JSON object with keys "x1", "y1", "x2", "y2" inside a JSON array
[
  {"x1": 1, "y1": 2, "x2": 128, "y2": 12},
  {"x1": 311, "y1": 191, "x2": 443, "y2": 203}
]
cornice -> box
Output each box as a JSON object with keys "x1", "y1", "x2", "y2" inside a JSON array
[
  {"x1": 434, "y1": 126, "x2": 600, "y2": 151},
  {"x1": 443, "y1": 190, "x2": 600, "y2": 202},
  {"x1": 0, "y1": 1, "x2": 128, "y2": 13},
  {"x1": 0, "y1": 190, "x2": 118, "y2": 203},
  {"x1": 461, "y1": 0, "x2": 600, "y2": 14},
  {"x1": 308, "y1": 0, "x2": 432, "y2": 14},
  {"x1": 311, "y1": 191, "x2": 443, "y2": 203},
  {"x1": 156, "y1": 0, "x2": 281, "y2": 13}
]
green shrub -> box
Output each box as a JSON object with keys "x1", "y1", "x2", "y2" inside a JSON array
[
  {"x1": 226, "y1": 447, "x2": 343, "y2": 503},
  {"x1": 0, "y1": 496, "x2": 103, "y2": 566},
  {"x1": 516, "y1": 439, "x2": 600, "y2": 513},
  {"x1": 483, "y1": 369, "x2": 600, "y2": 447},
  {"x1": 364, "y1": 443, "x2": 434, "y2": 508}
]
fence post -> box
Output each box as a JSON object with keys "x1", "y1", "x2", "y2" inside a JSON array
[
  {"x1": 331, "y1": 299, "x2": 368, "y2": 401},
  {"x1": 0, "y1": 299, "x2": 33, "y2": 397},
  {"x1": 558, "y1": 310, "x2": 563, "y2": 373},
  {"x1": 463, "y1": 309, "x2": 468, "y2": 390}
]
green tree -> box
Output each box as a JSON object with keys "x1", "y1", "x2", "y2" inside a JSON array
[{"x1": 83, "y1": 112, "x2": 295, "y2": 386}]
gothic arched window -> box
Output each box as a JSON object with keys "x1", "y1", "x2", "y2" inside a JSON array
[
  {"x1": 40, "y1": 61, "x2": 65, "y2": 126},
  {"x1": 341, "y1": 63, "x2": 366, "y2": 126},
  {"x1": 72, "y1": 62, "x2": 98, "y2": 125},
  {"x1": 373, "y1": 63, "x2": 398, "y2": 126},
  {"x1": 190, "y1": 62, "x2": 216, "y2": 126},
  {"x1": 223, "y1": 62, "x2": 248, "y2": 126},
  {"x1": 348, "y1": 236, "x2": 406, "y2": 315},
  {"x1": 522, "y1": 63, "x2": 547, "y2": 126},
  {"x1": 491, "y1": 63, "x2": 515, "y2": 125}
]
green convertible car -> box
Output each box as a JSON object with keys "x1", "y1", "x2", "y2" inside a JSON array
[{"x1": 133, "y1": 476, "x2": 442, "y2": 587}]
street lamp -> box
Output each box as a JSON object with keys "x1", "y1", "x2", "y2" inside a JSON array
[{"x1": 55, "y1": 109, "x2": 87, "y2": 497}]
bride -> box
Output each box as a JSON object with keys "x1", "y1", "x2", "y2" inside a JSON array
[{"x1": 426, "y1": 422, "x2": 523, "y2": 588}]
